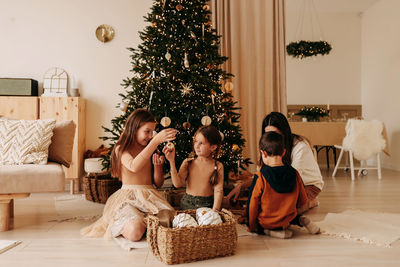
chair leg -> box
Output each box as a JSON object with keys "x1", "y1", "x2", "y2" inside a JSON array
[
  {"x1": 326, "y1": 146, "x2": 330, "y2": 169},
  {"x1": 358, "y1": 160, "x2": 364, "y2": 176},
  {"x1": 332, "y1": 148, "x2": 344, "y2": 177},
  {"x1": 349, "y1": 151, "x2": 355, "y2": 181},
  {"x1": 333, "y1": 147, "x2": 337, "y2": 167},
  {"x1": 377, "y1": 153, "x2": 382, "y2": 179}
]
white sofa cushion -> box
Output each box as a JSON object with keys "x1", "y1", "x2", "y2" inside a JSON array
[
  {"x1": 0, "y1": 162, "x2": 65, "y2": 193},
  {"x1": 0, "y1": 119, "x2": 56, "y2": 165}
]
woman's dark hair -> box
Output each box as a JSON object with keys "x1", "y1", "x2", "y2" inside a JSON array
[
  {"x1": 261, "y1": 112, "x2": 303, "y2": 164},
  {"x1": 110, "y1": 109, "x2": 156, "y2": 179},
  {"x1": 193, "y1": 125, "x2": 222, "y2": 185}
]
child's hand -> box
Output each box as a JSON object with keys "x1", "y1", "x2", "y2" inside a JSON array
[
  {"x1": 152, "y1": 128, "x2": 177, "y2": 145},
  {"x1": 152, "y1": 153, "x2": 165, "y2": 166},
  {"x1": 162, "y1": 145, "x2": 175, "y2": 162}
]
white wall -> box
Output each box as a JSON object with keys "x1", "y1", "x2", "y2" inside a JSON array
[
  {"x1": 362, "y1": 0, "x2": 400, "y2": 170},
  {"x1": 0, "y1": 0, "x2": 152, "y2": 150},
  {"x1": 285, "y1": 11, "x2": 362, "y2": 105}
]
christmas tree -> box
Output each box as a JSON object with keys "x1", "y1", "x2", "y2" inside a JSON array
[{"x1": 101, "y1": 0, "x2": 251, "y2": 181}]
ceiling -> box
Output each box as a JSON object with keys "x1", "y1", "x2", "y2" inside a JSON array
[{"x1": 286, "y1": 0, "x2": 381, "y2": 13}]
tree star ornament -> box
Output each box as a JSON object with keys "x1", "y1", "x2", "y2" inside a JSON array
[
  {"x1": 181, "y1": 83, "x2": 193, "y2": 95},
  {"x1": 201, "y1": 115, "x2": 212, "y2": 126},
  {"x1": 160, "y1": 116, "x2": 171, "y2": 127}
]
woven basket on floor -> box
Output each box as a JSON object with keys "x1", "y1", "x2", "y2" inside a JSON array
[
  {"x1": 83, "y1": 174, "x2": 121, "y2": 204},
  {"x1": 146, "y1": 208, "x2": 237, "y2": 265}
]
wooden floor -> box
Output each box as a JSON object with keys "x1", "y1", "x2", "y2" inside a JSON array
[{"x1": 1, "y1": 168, "x2": 400, "y2": 266}]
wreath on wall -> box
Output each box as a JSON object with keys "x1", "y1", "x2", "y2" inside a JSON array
[{"x1": 286, "y1": 40, "x2": 332, "y2": 59}]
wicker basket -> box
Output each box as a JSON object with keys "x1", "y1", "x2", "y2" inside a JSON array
[
  {"x1": 83, "y1": 174, "x2": 122, "y2": 204},
  {"x1": 146, "y1": 209, "x2": 237, "y2": 265}
]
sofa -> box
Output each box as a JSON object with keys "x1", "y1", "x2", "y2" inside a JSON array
[{"x1": 0, "y1": 118, "x2": 75, "y2": 231}]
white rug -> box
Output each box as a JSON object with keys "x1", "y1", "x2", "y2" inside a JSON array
[
  {"x1": 51, "y1": 194, "x2": 105, "y2": 222},
  {"x1": 317, "y1": 210, "x2": 400, "y2": 247}
]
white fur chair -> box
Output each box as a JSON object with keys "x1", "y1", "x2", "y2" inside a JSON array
[{"x1": 332, "y1": 119, "x2": 386, "y2": 180}]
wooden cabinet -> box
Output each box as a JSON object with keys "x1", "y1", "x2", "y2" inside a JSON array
[
  {"x1": 0, "y1": 96, "x2": 86, "y2": 194},
  {"x1": 0, "y1": 96, "x2": 39, "y2": 120},
  {"x1": 40, "y1": 97, "x2": 86, "y2": 193}
]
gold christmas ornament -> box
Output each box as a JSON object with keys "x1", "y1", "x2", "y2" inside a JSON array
[
  {"x1": 232, "y1": 144, "x2": 240, "y2": 152},
  {"x1": 224, "y1": 82, "x2": 234, "y2": 93},
  {"x1": 201, "y1": 115, "x2": 212, "y2": 126},
  {"x1": 166, "y1": 141, "x2": 175, "y2": 152},
  {"x1": 160, "y1": 116, "x2": 171, "y2": 127},
  {"x1": 183, "y1": 121, "x2": 191, "y2": 130},
  {"x1": 190, "y1": 31, "x2": 196, "y2": 40},
  {"x1": 151, "y1": 22, "x2": 157, "y2": 27},
  {"x1": 176, "y1": 4, "x2": 183, "y2": 11},
  {"x1": 203, "y1": 4, "x2": 210, "y2": 11},
  {"x1": 165, "y1": 51, "x2": 171, "y2": 61}
]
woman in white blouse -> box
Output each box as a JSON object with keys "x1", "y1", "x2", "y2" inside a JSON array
[{"x1": 227, "y1": 112, "x2": 324, "y2": 213}]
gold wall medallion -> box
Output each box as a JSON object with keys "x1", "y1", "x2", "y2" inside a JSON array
[{"x1": 95, "y1": 24, "x2": 115, "y2": 43}]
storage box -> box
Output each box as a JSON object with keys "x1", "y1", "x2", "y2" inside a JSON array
[
  {"x1": 146, "y1": 209, "x2": 237, "y2": 264},
  {"x1": 0, "y1": 78, "x2": 38, "y2": 96}
]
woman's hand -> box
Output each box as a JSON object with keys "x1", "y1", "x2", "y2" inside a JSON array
[
  {"x1": 152, "y1": 153, "x2": 165, "y2": 166},
  {"x1": 162, "y1": 145, "x2": 175, "y2": 163},
  {"x1": 225, "y1": 182, "x2": 242, "y2": 202},
  {"x1": 152, "y1": 128, "x2": 177, "y2": 145}
]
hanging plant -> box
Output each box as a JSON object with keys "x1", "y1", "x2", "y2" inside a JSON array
[{"x1": 286, "y1": 40, "x2": 332, "y2": 59}]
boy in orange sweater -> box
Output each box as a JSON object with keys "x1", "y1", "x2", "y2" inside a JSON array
[{"x1": 247, "y1": 131, "x2": 320, "y2": 238}]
